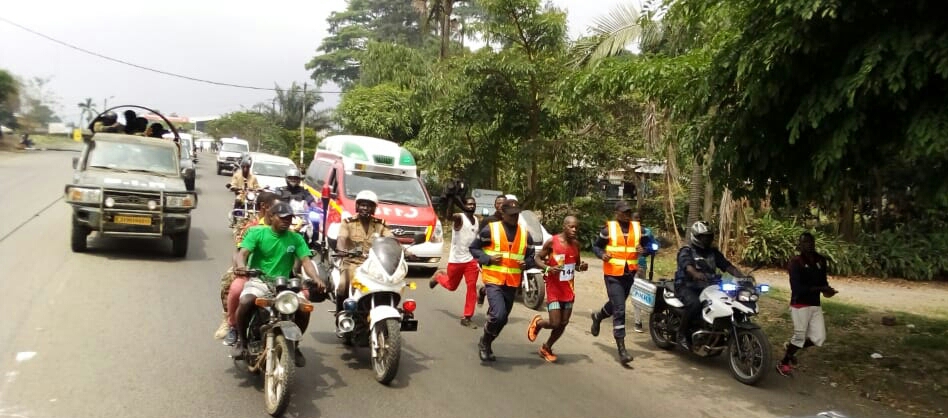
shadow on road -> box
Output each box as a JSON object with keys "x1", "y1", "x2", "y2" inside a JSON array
[{"x1": 81, "y1": 227, "x2": 210, "y2": 261}]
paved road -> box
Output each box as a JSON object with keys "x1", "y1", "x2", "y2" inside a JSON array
[{"x1": 0, "y1": 150, "x2": 904, "y2": 418}]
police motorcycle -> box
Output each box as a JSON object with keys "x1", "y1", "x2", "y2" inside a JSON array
[
  {"x1": 301, "y1": 185, "x2": 422, "y2": 385},
  {"x1": 518, "y1": 210, "x2": 552, "y2": 311},
  {"x1": 231, "y1": 269, "x2": 314, "y2": 417},
  {"x1": 639, "y1": 258, "x2": 773, "y2": 385}
]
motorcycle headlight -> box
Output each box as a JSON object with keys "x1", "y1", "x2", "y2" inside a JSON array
[
  {"x1": 720, "y1": 282, "x2": 738, "y2": 292},
  {"x1": 246, "y1": 191, "x2": 257, "y2": 201},
  {"x1": 274, "y1": 291, "x2": 300, "y2": 314},
  {"x1": 737, "y1": 290, "x2": 753, "y2": 302},
  {"x1": 166, "y1": 194, "x2": 196, "y2": 209},
  {"x1": 65, "y1": 187, "x2": 102, "y2": 204}
]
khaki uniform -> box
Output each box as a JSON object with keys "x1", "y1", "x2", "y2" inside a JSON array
[
  {"x1": 229, "y1": 171, "x2": 260, "y2": 201},
  {"x1": 336, "y1": 216, "x2": 393, "y2": 300}
]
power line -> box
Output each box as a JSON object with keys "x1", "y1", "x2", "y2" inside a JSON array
[{"x1": 0, "y1": 16, "x2": 342, "y2": 94}]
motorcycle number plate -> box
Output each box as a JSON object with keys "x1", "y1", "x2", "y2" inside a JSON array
[
  {"x1": 114, "y1": 215, "x2": 152, "y2": 226},
  {"x1": 401, "y1": 319, "x2": 419, "y2": 332},
  {"x1": 559, "y1": 263, "x2": 576, "y2": 281}
]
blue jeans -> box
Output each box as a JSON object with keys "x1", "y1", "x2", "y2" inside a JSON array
[
  {"x1": 598, "y1": 273, "x2": 636, "y2": 339},
  {"x1": 484, "y1": 284, "x2": 518, "y2": 337}
]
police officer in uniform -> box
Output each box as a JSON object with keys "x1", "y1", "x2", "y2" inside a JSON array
[{"x1": 335, "y1": 190, "x2": 393, "y2": 318}]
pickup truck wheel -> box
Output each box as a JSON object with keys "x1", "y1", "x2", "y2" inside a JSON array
[
  {"x1": 71, "y1": 224, "x2": 89, "y2": 252},
  {"x1": 217, "y1": 166, "x2": 223, "y2": 175},
  {"x1": 185, "y1": 177, "x2": 195, "y2": 191},
  {"x1": 172, "y1": 231, "x2": 189, "y2": 258}
]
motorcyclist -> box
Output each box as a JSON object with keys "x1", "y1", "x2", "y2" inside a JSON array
[
  {"x1": 276, "y1": 167, "x2": 315, "y2": 207},
  {"x1": 227, "y1": 159, "x2": 260, "y2": 210},
  {"x1": 334, "y1": 190, "x2": 393, "y2": 321},
  {"x1": 674, "y1": 221, "x2": 750, "y2": 351}
]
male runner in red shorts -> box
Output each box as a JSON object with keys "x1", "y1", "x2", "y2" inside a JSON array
[
  {"x1": 526, "y1": 215, "x2": 588, "y2": 362},
  {"x1": 429, "y1": 197, "x2": 481, "y2": 328}
]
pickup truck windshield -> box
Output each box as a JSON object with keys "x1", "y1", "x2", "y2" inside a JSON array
[
  {"x1": 345, "y1": 171, "x2": 429, "y2": 206},
  {"x1": 87, "y1": 141, "x2": 178, "y2": 175},
  {"x1": 221, "y1": 143, "x2": 248, "y2": 153},
  {"x1": 253, "y1": 162, "x2": 294, "y2": 177}
]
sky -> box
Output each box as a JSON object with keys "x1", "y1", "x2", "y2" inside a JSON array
[{"x1": 0, "y1": 0, "x2": 628, "y2": 124}]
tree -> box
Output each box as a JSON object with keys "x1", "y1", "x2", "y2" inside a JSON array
[
  {"x1": 676, "y1": 0, "x2": 948, "y2": 237},
  {"x1": 269, "y1": 82, "x2": 324, "y2": 130},
  {"x1": 0, "y1": 69, "x2": 19, "y2": 138},
  {"x1": 77, "y1": 98, "x2": 97, "y2": 128},
  {"x1": 306, "y1": 0, "x2": 430, "y2": 88},
  {"x1": 18, "y1": 77, "x2": 61, "y2": 132},
  {"x1": 206, "y1": 112, "x2": 284, "y2": 154}
]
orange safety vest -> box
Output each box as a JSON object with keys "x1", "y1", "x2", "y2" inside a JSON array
[
  {"x1": 481, "y1": 221, "x2": 528, "y2": 287},
  {"x1": 603, "y1": 221, "x2": 641, "y2": 276}
]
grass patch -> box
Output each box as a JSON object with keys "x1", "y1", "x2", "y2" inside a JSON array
[{"x1": 758, "y1": 296, "x2": 948, "y2": 416}]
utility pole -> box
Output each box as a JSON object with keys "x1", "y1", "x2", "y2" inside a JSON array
[{"x1": 299, "y1": 83, "x2": 307, "y2": 167}]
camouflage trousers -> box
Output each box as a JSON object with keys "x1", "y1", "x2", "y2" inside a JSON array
[{"x1": 219, "y1": 267, "x2": 235, "y2": 312}]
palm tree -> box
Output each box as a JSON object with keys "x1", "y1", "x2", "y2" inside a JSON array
[
  {"x1": 77, "y1": 98, "x2": 97, "y2": 127},
  {"x1": 568, "y1": 0, "x2": 683, "y2": 245}
]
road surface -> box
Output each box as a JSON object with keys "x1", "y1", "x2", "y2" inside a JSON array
[{"x1": 0, "y1": 150, "x2": 903, "y2": 418}]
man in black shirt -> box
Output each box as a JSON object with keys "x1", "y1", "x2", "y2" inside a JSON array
[{"x1": 777, "y1": 232, "x2": 837, "y2": 376}]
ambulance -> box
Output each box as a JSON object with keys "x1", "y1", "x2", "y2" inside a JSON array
[{"x1": 303, "y1": 135, "x2": 443, "y2": 270}]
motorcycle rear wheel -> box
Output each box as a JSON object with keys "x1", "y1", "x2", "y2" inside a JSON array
[
  {"x1": 264, "y1": 335, "x2": 295, "y2": 417},
  {"x1": 372, "y1": 318, "x2": 402, "y2": 385},
  {"x1": 521, "y1": 273, "x2": 545, "y2": 311},
  {"x1": 727, "y1": 327, "x2": 772, "y2": 386}
]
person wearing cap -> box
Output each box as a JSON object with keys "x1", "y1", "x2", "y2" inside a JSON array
[
  {"x1": 230, "y1": 202, "x2": 326, "y2": 367},
  {"x1": 589, "y1": 200, "x2": 645, "y2": 364},
  {"x1": 476, "y1": 194, "x2": 508, "y2": 307},
  {"x1": 469, "y1": 198, "x2": 538, "y2": 362},
  {"x1": 334, "y1": 190, "x2": 393, "y2": 330}
]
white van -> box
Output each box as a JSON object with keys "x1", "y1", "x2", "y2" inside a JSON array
[
  {"x1": 249, "y1": 152, "x2": 298, "y2": 190},
  {"x1": 216, "y1": 137, "x2": 250, "y2": 175}
]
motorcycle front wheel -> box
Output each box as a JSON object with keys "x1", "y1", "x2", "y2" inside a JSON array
[
  {"x1": 727, "y1": 327, "x2": 772, "y2": 386},
  {"x1": 372, "y1": 318, "x2": 402, "y2": 385},
  {"x1": 648, "y1": 307, "x2": 677, "y2": 350},
  {"x1": 264, "y1": 335, "x2": 295, "y2": 417},
  {"x1": 521, "y1": 273, "x2": 545, "y2": 311}
]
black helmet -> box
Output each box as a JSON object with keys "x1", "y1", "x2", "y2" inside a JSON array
[
  {"x1": 101, "y1": 111, "x2": 117, "y2": 125},
  {"x1": 240, "y1": 158, "x2": 252, "y2": 168},
  {"x1": 689, "y1": 221, "x2": 714, "y2": 248}
]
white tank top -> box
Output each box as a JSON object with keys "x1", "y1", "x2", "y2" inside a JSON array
[{"x1": 449, "y1": 213, "x2": 479, "y2": 263}]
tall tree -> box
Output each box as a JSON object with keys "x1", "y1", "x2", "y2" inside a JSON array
[
  {"x1": 77, "y1": 98, "x2": 97, "y2": 128},
  {"x1": 0, "y1": 69, "x2": 19, "y2": 138}
]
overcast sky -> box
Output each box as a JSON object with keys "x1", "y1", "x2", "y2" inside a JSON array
[{"x1": 0, "y1": 0, "x2": 629, "y2": 124}]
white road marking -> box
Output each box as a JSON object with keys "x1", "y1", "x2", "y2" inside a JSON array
[{"x1": 14, "y1": 353, "x2": 35, "y2": 363}]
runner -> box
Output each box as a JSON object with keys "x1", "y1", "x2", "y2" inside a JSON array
[
  {"x1": 526, "y1": 216, "x2": 588, "y2": 362},
  {"x1": 429, "y1": 196, "x2": 481, "y2": 328}
]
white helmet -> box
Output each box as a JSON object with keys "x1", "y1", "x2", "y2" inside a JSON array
[{"x1": 355, "y1": 190, "x2": 378, "y2": 205}]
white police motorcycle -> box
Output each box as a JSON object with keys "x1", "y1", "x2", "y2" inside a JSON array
[{"x1": 638, "y1": 262, "x2": 773, "y2": 385}]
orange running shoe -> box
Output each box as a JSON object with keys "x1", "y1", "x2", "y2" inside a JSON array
[
  {"x1": 539, "y1": 344, "x2": 558, "y2": 363},
  {"x1": 527, "y1": 314, "x2": 542, "y2": 342}
]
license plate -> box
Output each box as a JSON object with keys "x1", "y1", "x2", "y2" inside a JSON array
[
  {"x1": 401, "y1": 319, "x2": 418, "y2": 332},
  {"x1": 114, "y1": 215, "x2": 152, "y2": 226}
]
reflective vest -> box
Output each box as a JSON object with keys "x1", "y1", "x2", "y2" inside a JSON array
[
  {"x1": 481, "y1": 221, "x2": 527, "y2": 287},
  {"x1": 603, "y1": 221, "x2": 641, "y2": 276}
]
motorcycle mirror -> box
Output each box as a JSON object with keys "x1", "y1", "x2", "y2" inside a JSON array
[{"x1": 412, "y1": 232, "x2": 426, "y2": 245}]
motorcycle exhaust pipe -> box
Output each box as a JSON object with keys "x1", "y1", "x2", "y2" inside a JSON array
[{"x1": 337, "y1": 312, "x2": 356, "y2": 333}]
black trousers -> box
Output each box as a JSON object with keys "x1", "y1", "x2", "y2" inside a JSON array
[
  {"x1": 676, "y1": 283, "x2": 703, "y2": 338},
  {"x1": 484, "y1": 284, "x2": 518, "y2": 337},
  {"x1": 598, "y1": 273, "x2": 636, "y2": 339}
]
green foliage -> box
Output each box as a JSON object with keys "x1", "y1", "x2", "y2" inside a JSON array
[
  {"x1": 742, "y1": 216, "x2": 948, "y2": 281},
  {"x1": 0, "y1": 69, "x2": 19, "y2": 133},
  {"x1": 541, "y1": 196, "x2": 611, "y2": 250},
  {"x1": 336, "y1": 84, "x2": 418, "y2": 143},
  {"x1": 206, "y1": 112, "x2": 282, "y2": 153}
]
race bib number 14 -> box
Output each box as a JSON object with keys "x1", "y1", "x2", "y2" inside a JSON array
[{"x1": 559, "y1": 263, "x2": 576, "y2": 281}]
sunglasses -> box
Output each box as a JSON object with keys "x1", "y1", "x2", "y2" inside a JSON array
[{"x1": 278, "y1": 215, "x2": 294, "y2": 221}]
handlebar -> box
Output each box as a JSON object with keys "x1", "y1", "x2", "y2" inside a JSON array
[{"x1": 234, "y1": 268, "x2": 264, "y2": 278}]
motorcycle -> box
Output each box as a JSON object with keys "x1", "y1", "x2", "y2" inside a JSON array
[
  {"x1": 286, "y1": 196, "x2": 322, "y2": 248},
  {"x1": 518, "y1": 210, "x2": 552, "y2": 311},
  {"x1": 642, "y1": 265, "x2": 773, "y2": 385},
  {"x1": 231, "y1": 269, "x2": 314, "y2": 417},
  {"x1": 313, "y1": 234, "x2": 424, "y2": 385}
]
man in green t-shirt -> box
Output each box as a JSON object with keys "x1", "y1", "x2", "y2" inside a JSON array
[{"x1": 232, "y1": 202, "x2": 325, "y2": 367}]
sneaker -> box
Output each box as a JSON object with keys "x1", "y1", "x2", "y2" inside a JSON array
[
  {"x1": 539, "y1": 344, "x2": 558, "y2": 363},
  {"x1": 213, "y1": 314, "x2": 229, "y2": 340},
  {"x1": 294, "y1": 347, "x2": 306, "y2": 368},
  {"x1": 633, "y1": 322, "x2": 644, "y2": 333},
  {"x1": 783, "y1": 342, "x2": 799, "y2": 366},
  {"x1": 429, "y1": 270, "x2": 444, "y2": 289},
  {"x1": 527, "y1": 314, "x2": 542, "y2": 342},
  {"x1": 223, "y1": 327, "x2": 238, "y2": 346},
  {"x1": 776, "y1": 363, "x2": 793, "y2": 376},
  {"x1": 477, "y1": 287, "x2": 486, "y2": 306},
  {"x1": 460, "y1": 317, "x2": 478, "y2": 329}
]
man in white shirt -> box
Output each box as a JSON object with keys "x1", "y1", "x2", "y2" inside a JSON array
[{"x1": 429, "y1": 197, "x2": 481, "y2": 328}]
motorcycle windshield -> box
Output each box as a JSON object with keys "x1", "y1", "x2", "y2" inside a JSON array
[
  {"x1": 369, "y1": 237, "x2": 403, "y2": 276},
  {"x1": 518, "y1": 210, "x2": 546, "y2": 245}
]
